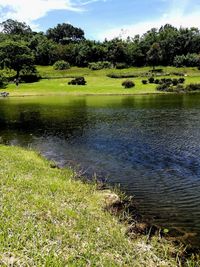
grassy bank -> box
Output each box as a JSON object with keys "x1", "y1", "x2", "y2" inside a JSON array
[
  {"x1": 0, "y1": 145, "x2": 197, "y2": 266},
  {"x1": 3, "y1": 66, "x2": 200, "y2": 96}
]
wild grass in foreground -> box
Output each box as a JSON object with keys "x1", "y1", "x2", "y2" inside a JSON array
[{"x1": 0, "y1": 145, "x2": 198, "y2": 266}]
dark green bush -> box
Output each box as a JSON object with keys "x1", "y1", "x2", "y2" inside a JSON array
[
  {"x1": 185, "y1": 83, "x2": 200, "y2": 91},
  {"x1": 19, "y1": 66, "x2": 41, "y2": 83},
  {"x1": 142, "y1": 80, "x2": 148, "y2": 84},
  {"x1": 122, "y1": 80, "x2": 135, "y2": 88},
  {"x1": 68, "y1": 77, "x2": 86, "y2": 85},
  {"x1": 107, "y1": 73, "x2": 137, "y2": 79},
  {"x1": 148, "y1": 77, "x2": 154, "y2": 83},
  {"x1": 156, "y1": 83, "x2": 172, "y2": 92},
  {"x1": 178, "y1": 78, "x2": 185, "y2": 84},
  {"x1": 174, "y1": 84, "x2": 185, "y2": 92},
  {"x1": 88, "y1": 61, "x2": 112, "y2": 70},
  {"x1": 53, "y1": 60, "x2": 70, "y2": 70},
  {"x1": 172, "y1": 78, "x2": 179, "y2": 86},
  {"x1": 115, "y1": 62, "x2": 128, "y2": 69},
  {"x1": 154, "y1": 79, "x2": 160, "y2": 84},
  {"x1": 0, "y1": 74, "x2": 7, "y2": 88}
]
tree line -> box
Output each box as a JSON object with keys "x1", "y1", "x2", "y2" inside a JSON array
[{"x1": 0, "y1": 19, "x2": 200, "y2": 76}]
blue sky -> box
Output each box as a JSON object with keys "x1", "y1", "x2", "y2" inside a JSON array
[{"x1": 0, "y1": 0, "x2": 200, "y2": 40}]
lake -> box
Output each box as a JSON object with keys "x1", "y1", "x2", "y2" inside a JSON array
[{"x1": 0, "y1": 94, "x2": 200, "y2": 245}]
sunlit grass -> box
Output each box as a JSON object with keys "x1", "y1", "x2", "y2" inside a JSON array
[
  {"x1": 2, "y1": 65, "x2": 200, "y2": 97},
  {"x1": 0, "y1": 145, "x2": 193, "y2": 266}
]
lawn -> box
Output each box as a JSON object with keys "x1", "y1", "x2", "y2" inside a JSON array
[{"x1": 3, "y1": 65, "x2": 200, "y2": 97}]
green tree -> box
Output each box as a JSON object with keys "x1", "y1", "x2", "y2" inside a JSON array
[
  {"x1": 0, "y1": 40, "x2": 35, "y2": 78},
  {"x1": 147, "y1": 42, "x2": 162, "y2": 69},
  {"x1": 0, "y1": 19, "x2": 32, "y2": 36},
  {"x1": 46, "y1": 23, "x2": 85, "y2": 44}
]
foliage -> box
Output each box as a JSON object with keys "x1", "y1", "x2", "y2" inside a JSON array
[
  {"x1": 115, "y1": 62, "x2": 128, "y2": 69},
  {"x1": 173, "y1": 53, "x2": 200, "y2": 67},
  {"x1": 46, "y1": 23, "x2": 85, "y2": 44},
  {"x1": 122, "y1": 80, "x2": 135, "y2": 88},
  {"x1": 88, "y1": 61, "x2": 112, "y2": 70},
  {"x1": 68, "y1": 76, "x2": 87, "y2": 85},
  {"x1": 185, "y1": 83, "x2": 200, "y2": 91},
  {"x1": 147, "y1": 42, "x2": 163, "y2": 69},
  {"x1": 142, "y1": 79, "x2": 148, "y2": 84},
  {"x1": 0, "y1": 19, "x2": 32, "y2": 35},
  {"x1": 19, "y1": 66, "x2": 41, "y2": 83},
  {"x1": 148, "y1": 77, "x2": 155, "y2": 83},
  {"x1": 0, "y1": 40, "x2": 35, "y2": 78},
  {"x1": 53, "y1": 60, "x2": 70, "y2": 70},
  {"x1": 178, "y1": 77, "x2": 185, "y2": 83},
  {"x1": 0, "y1": 73, "x2": 7, "y2": 88}
]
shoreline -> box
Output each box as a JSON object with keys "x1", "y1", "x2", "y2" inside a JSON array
[
  {"x1": 0, "y1": 144, "x2": 199, "y2": 266},
  {"x1": 2, "y1": 90, "x2": 200, "y2": 98}
]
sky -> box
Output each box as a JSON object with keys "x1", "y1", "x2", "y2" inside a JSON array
[{"x1": 0, "y1": 0, "x2": 199, "y2": 40}]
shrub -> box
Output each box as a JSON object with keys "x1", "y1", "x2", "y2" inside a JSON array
[
  {"x1": 156, "y1": 83, "x2": 172, "y2": 92},
  {"x1": 173, "y1": 53, "x2": 200, "y2": 67},
  {"x1": 172, "y1": 78, "x2": 179, "y2": 86},
  {"x1": 88, "y1": 61, "x2": 112, "y2": 70},
  {"x1": 19, "y1": 66, "x2": 41, "y2": 83},
  {"x1": 53, "y1": 60, "x2": 70, "y2": 70},
  {"x1": 115, "y1": 62, "x2": 127, "y2": 69},
  {"x1": 122, "y1": 80, "x2": 135, "y2": 88},
  {"x1": 107, "y1": 73, "x2": 137, "y2": 79},
  {"x1": 142, "y1": 80, "x2": 148, "y2": 84},
  {"x1": 185, "y1": 83, "x2": 200, "y2": 91},
  {"x1": 154, "y1": 79, "x2": 160, "y2": 84},
  {"x1": 148, "y1": 77, "x2": 154, "y2": 83},
  {"x1": 68, "y1": 77, "x2": 86, "y2": 85},
  {"x1": 149, "y1": 68, "x2": 163, "y2": 73},
  {"x1": 174, "y1": 84, "x2": 185, "y2": 92},
  {"x1": 178, "y1": 78, "x2": 185, "y2": 84},
  {"x1": 0, "y1": 74, "x2": 7, "y2": 89}
]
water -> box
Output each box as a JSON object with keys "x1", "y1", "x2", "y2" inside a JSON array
[{"x1": 0, "y1": 94, "x2": 200, "y2": 245}]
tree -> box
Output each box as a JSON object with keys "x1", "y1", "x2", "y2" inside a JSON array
[
  {"x1": 46, "y1": 23, "x2": 85, "y2": 44},
  {"x1": 0, "y1": 19, "x2": 32, "y2": 36},
  {"x1": 147, "y1": 42, "x2": 162, "y2": 69},
  {"x1": 0, "y1": 40, "x2": 35, "y2": 78}
]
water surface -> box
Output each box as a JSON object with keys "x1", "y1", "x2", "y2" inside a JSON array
[{"x1": 0, "y1": 94, "x2": 200, "y2": 245}]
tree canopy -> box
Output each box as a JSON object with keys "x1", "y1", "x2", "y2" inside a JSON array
[{"x1": 0, "y1": 20, "x2": 200, "y2": 69}]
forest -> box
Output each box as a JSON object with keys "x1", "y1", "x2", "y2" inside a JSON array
[{"x1": 0, "y1": 19, "x2": 200, "y2": 77}]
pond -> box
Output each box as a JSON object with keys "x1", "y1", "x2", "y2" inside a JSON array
[{"x1": 1, "y1": 94, "x2": 200, "y2": 245}]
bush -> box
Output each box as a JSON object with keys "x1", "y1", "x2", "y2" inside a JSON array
[
  {"x1": 178, "y1": 78, "x2": 185, "y2": 84},
  {"x1": 68, "y1": 77, "x2": 86, "y2": 85},
  {"x1": 122, "y1": 80, "x2": 135, "y2": 88},
  {"x1": 185, "y1": 83, "x2": 200, "y2": 91},
  {"x1": 154, "y1": 79, "x2": 160, "y2": 84},
  {"x1": 173, "y1": 53, "x2": 200, "y2": 67},
  {"x1": 172, "y1": 78, "x2": 179, "y2": 86},
  {"x1": 174, "y1": 84, "x2": 185, "y2": 92},
  {"x1": 88, "y1": 61, "x2": 112, "y2": 70},
  {"x1": 53, "y1": 60, "x2": 70, "y2": 70},
  {"x1": 107, "y1": 73, "x2": 137, "y2": 79},
  {"x1": 115, "y1": 62, "x2": 127, "y2": 69},
  {"x1": 156, "y1": 83, "x2": 173, "y2": 92},
  {"x1": 148, "y1": 77, "x2": 154, "y2": 83},
  {"x1": 0, "y1": 74, "x2": 7, "y2": 89},
  {"x1": 19, "y1": 66, "x2": 41, "y2": 83},
  {"x1": 142, "y1": 80, "x2": 148, "y2": 84}
]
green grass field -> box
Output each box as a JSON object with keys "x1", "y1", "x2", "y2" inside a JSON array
[
  {"x1": 3, "y1": 65, "x2": 200, "y2": 97},
  {"x1": 1, "y1": 145, "x2": 198, "y2": 266}
]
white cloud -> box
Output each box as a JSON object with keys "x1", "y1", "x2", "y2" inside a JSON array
[
  {"x1": 98, "y1": 0, "x2": 200, "y2": 40},
  {"x1": 0, "y1": 0, "x2": 83, "y2": 30}
]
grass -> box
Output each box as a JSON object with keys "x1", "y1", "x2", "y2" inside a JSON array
[
  {"x1": 0, "y1": 144, "x2": 197, "y2": 266},
  {"x1": 2, "y1": 65, "x2": 200, "y2": 97}
]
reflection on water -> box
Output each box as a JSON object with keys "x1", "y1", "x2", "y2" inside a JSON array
[{"x1": 1, "y1": 94, "x2": 200, "y2": 245}]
